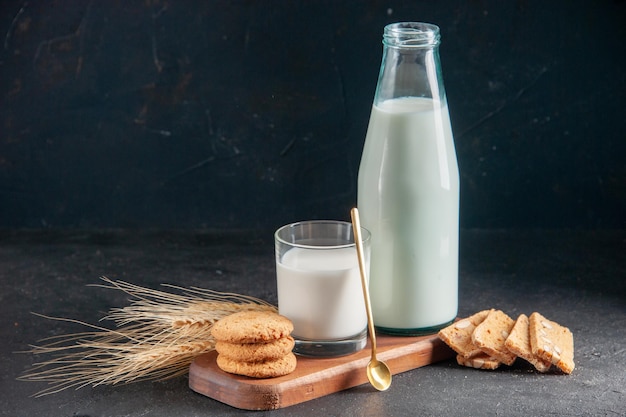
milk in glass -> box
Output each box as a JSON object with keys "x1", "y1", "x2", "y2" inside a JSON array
[{"x1": 277, "y1": 246, "x2": 367, "y2": 340}]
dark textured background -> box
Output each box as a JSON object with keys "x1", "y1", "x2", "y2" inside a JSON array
[{"x1": 1, "y1": 0, "x2": 625, "y2": 230}]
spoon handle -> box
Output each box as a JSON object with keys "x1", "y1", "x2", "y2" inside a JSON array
[{"x1": 350, "y1": 207, "x2": 378, "y2": 358}]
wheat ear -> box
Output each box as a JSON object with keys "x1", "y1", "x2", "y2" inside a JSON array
[{"x1": 19, "y1": 276, "x2": 277, "y2": 396}]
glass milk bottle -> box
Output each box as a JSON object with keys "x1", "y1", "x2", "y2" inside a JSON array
[{"x1": 357, "y1": 22, "x2": 459, "y2": 335}]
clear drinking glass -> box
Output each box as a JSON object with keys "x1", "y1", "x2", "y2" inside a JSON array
[{"x1": 275, "y1": 220, "x2": 370, "y2": 357}]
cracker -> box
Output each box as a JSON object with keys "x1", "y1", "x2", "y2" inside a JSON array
[
  {"x1": 438, "y1": 309, "x2": 491, "y2": 358},
  {"x1": 216, "y1": 352, "x2": 297, "y2": 378},
  {"x1": 471, "y1": 309, "x2": 517, "y2": 366},
  {"x1": 456, "y1": 353, "x2": 501, "y2": 370},
  {"x1": 216, "y1": 336, "x2": 295, "y2": 361},
  {"x1": 505, "y1": 314, "x2": 551, "y2": 372},
  {"x1": 529, "y1": 312, "x2": 575, "y2": 374},
  {"x1": 211, "y1": 311, "x2": 294, "y2": 343}
]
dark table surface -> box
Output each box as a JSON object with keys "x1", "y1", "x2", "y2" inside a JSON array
[{"x1": 1, "y1": 229, "x2": 625, "y2": 417}]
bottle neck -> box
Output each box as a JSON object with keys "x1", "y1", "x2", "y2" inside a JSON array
[{"x1": 375, "y1": 22, "x2": 446, "y2": 105}]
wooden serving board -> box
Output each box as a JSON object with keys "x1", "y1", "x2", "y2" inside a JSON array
[{"x1": 188, "y1": 333, "x2": 454, "y2": 410}]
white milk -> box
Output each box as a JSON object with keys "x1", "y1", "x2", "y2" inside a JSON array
[
  {"x1": 276, "y1": 246, "x2": 367, "y2": 340},
  {"x1": 357, "y1": 96, "x2": 459, "y2": 330}
]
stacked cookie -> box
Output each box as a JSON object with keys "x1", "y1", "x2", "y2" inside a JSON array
[
  {"x1": 211, "y1": 311, "x2": 297, "y2": 378},
  {"x1": 439, "y1": 309, "x2": 574, "y2": 374}
]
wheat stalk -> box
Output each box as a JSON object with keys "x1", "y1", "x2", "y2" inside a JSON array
[{"x1": 19, "y1": 276, "x2": 277, "y2": 396}]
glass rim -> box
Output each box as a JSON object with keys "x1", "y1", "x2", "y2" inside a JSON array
[{"x1": 274, "y1": 220, "x2": 371, "y2": 250}]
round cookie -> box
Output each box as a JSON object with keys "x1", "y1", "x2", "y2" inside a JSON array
[
  {"x1": 216, "y1": 352, "x2": 297, "y2": 378},
  {"x1": 211, "y1": 311, "x2": 294, "y2": 343},
  {"x1": 216, "y1": 336, "x2": 295, "y2": 361}
]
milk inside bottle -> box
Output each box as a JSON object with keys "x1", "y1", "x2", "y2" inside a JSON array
[{"x1": 357, "y1": 22, "x2": 459, "y2": 335}]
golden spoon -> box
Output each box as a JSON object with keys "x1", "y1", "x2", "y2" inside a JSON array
[{"x1": 351, "y1": 207, "x2": 392, "y2": 391}]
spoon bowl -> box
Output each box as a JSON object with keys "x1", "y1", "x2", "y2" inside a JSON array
[
  {"x1": 367, "y1": 358, "x2": 393, "y2": 391},
  {"x1": 351, "y1": 207, "x2": 392, "y2": 392}
]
